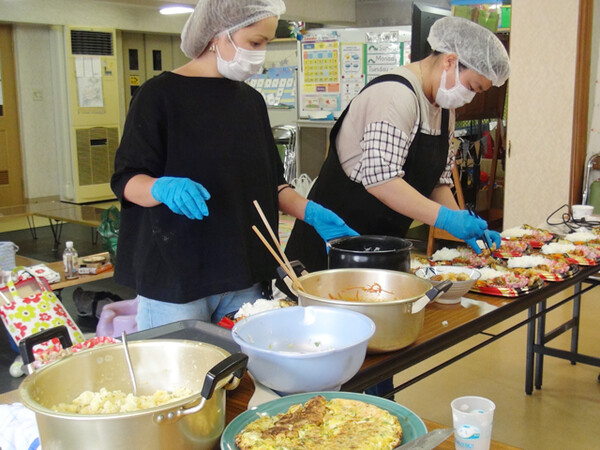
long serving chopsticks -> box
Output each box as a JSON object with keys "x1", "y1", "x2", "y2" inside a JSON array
[
  {"x1": 467, "y1": 205, "x2": 505, "y2": 265},
  {"x1": 252, "y1": 200, "x2": 305, "y2": 292},
  {"x1": 467, "y1": 205, "x2": 492, "y2": 254}
]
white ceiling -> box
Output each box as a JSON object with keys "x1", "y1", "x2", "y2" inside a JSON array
[{"x1": 94, "y1": 0, "x2": 196, "y2": 9}]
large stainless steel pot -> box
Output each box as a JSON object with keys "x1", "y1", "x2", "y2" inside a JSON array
[
  {"x1": 292, "y1": 268, "x2": 450, "y2": 353},
  {"x1": 19, "y1": 329, "x2": 247, "y2": 450}
]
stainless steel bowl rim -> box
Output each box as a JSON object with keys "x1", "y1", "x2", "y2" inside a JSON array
[
  {"x1": 294, "y1": 267, "x2": 433, "y2": 305},
  {"x1": 19, "y1": 339, "x2": 228, "y2": 419}
]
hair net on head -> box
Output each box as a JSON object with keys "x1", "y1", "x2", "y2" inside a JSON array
[
  {"x1": 181, "y1": 0, "x2": 286, "y2": 59},
  {"x1": 427, "y1": 16, "x2": 510, "y2": 87}
]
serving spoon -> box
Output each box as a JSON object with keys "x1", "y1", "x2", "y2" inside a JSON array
[{"x1": 121, "y1": 331, "x2": 138, "y2": 396}]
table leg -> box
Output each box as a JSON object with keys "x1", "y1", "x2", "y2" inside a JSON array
[
  {"x1": 525, "y1": 305, "x2": 536, "y2": 395},
  {"x1": 46, "y1": 218, "x2": 64, "y2": 252},
  {"x1": 534, "y1": 300, "x2": 547, "y2": 390},
  {"x1": 26, "y1": 216, "x2": 37, "y2": 239},
  {"x1": 570, "y1": 282, "x2": 582, "y2": 365}
]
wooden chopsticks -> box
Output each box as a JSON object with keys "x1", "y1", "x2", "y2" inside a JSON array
[{"x1": 252, "y1": 200, "x2": 305, "y2": 292}]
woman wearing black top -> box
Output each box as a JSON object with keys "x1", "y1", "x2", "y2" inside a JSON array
[{"x1": 111, "y1": 0, "x2": 356, "y2": 330}]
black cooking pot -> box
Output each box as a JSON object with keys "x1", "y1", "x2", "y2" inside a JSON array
[{"x1": 327, "y1": 235, "x2": 413, "y2": 273}]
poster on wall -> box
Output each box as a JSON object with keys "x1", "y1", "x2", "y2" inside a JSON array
[
  {"x1": 365, "y1": 31, "x2": 406, "y2": 84},
  {"x1": 300, "y1": 36, "x2": 341, "y2": 116},
  {"x1": 75, "y1": 56, "x2": 104, "y2": 108},
  {"x1": 340, "y1": 43, "x2": 365, "y2": 110},
  {"x1": 247, "y1": 66, "x2": 296, "y2": 108}
]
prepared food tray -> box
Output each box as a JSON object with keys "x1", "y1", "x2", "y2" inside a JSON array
[
  {"x1": 506, "y1": 254, "x2": 579, "y2": 282},
  {"x1": 541, "y1": 242, "x2": 600, "y2": 266},
  {"x1": 470, "y1": 267, "x2": 544, "y2": 297},
  {"x1": 500, "y1": 225, "x2": 554, "y2": 248},
  {"x1": 429, "y1": 247, "x2": 495, "y2": 268},
  {"x1": 493, "y1": 239, "x2": 530, "y2": 258}
]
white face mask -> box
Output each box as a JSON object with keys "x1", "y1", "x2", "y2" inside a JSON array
[
  {"x1": 216, "y1": 33, "x2": 266, "y2": 81},
  {"x1": 435, "y1": 63, "x2": 476, "y2": 109}
]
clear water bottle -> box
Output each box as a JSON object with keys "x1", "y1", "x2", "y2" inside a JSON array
[{"x1": 62, "y1": 241, "x2": 79, "y2": 280}]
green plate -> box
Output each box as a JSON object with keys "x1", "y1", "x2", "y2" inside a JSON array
[{"x1": 220, "y1": 391, "x2": 427, "y2": 449}]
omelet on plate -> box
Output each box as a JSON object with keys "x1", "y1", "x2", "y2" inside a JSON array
[{"x1": 235, "y1": 395, "x2": 402, "y2": 449}]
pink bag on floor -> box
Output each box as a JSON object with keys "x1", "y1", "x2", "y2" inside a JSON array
[{"x1": 96, "y1": 299, "x2": 138, "y2": 338}]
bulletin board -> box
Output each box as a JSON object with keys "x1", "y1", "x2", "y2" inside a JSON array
[
  {"x1": 297, "y1": 26, "x2": 411, "y2": 119},
  {"x1": 247, "y1": 66, "x2": 296, "y2": 108}
]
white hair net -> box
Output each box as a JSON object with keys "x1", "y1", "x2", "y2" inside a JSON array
[
  {"x1": 427, "y1": 16, "x2": 510, "y2": 87},
  {"x1": 181, "y1": 0, "x2": 286, "y2": 59}
]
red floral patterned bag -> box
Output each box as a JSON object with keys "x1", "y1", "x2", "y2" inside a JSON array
[{"x1": 0, "y1": 269, "x2": 84, "y2": 357}]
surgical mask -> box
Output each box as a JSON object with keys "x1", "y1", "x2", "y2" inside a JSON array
[
  {"x1": 435, "y1": 63, "x2": 476, "y2": 109},
  {"x1": 216, "y1": 33, "x2": 266, "y2": 81}
]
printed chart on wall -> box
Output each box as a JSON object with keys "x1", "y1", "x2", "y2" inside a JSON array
[
  {"x1": 297, "y1": 26, "x2": 410, "y2": 119},
  {"x1": 300, "y1": 35, "x2": 341, "y2": 117}
]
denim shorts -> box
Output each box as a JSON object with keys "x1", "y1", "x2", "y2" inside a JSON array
[{"x1": 136, "y1": 282, "x2": 264, "y2": 331}]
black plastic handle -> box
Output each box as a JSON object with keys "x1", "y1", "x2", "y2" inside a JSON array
[
  {"x1": 274, "y1": 260, "x2": 307, "y2": 302},
  {"x1": 200, "y1": 352, "x2": 248, "y2": 400},
  {"x1": 19, "y1": 325, "x2": 73, "y2": 366},
  {"x1": 425, "y1": 279, "x2": 452, "y2": 300}
]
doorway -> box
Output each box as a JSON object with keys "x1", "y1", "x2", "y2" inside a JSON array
[
  {"x1": 121, "y1": 32, "x2": 189, "y2": 110},
  {"x1": 0, "y1": 24, "x2": 25, "y2": 206}
]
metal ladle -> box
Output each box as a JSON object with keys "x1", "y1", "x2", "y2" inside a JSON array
[{"x1": 121, "y1": 331, "x2": 138, "y2": 396}]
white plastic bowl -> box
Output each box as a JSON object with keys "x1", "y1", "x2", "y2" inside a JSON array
[
  {"x1": 414, "y1": 266, "x2": 481, "y2": 304},
  {"x1": 231, "y1": 306, "x2": 375, "y2": 394}
]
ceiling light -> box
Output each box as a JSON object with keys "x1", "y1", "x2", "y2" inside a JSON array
[{"x1": 159, "y1": 5, "x2": 194, "y2": 15}]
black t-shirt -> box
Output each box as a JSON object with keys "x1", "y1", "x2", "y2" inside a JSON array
[{"x1": 111, "y1": 72, "x2": 285, "y2": 303}]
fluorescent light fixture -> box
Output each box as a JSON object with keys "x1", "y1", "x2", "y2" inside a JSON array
[{"x1": 159, "y1": 5, "x2": 194, "y2": 15}]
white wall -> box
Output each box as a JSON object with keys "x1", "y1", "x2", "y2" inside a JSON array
[{"x1": 504, "y1": 0, "x2": 580, "y2": 228}]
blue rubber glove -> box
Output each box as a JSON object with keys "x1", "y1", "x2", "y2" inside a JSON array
[
  {"x1": 484, "y1": 230, "x2": 502, "y2": 250},
  {"x1": 304, "y1": 200, "x2": 359, "y2": 243},
  {"x1": 151, "y1": 177, "x2": 210, "y2": 220},
  {"x1": 435, "y1": 206, "x2": 488, "y2": 241}
]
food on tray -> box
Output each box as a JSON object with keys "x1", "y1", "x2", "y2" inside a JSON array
[
  {"x1": 495, "y1": 239, "x2": 529, "y2": 256},
  {"x1": 234, "y1": 395, "x2": 403, "y2": 450},
  {"x1": 475, "y1": 267, "x2": 540, "y2": 289},
  {"x1": 564, "y1": 230, "x2": 600, "y2": 245},
  {"x1": 507, "y1": 255, "x2": 570, "y2": 274},
  {"x1": 430, "y1": 247, "x2": 494, "y2": 268},
  {"x1": 501, "y1": 225, "x2": 553, "y2": 247},
  {"x1": 430, "y1": 272, "x2": 471, "y2": 282},
  {"x1": 410, "y1": 257, "x2": 430, "y2": 271},
  {"x1": 542, "y1": 242, "x2": 600, "y2": 261},
  {"x1": 52, "y1": 387, "x2": 193, "y2": 414}
]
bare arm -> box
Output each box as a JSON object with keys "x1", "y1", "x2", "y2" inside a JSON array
[
  {"x1": 367, "y1": 178, "x2": 444, "y2": 226},
  {"x1": 430, "y1": 184, "x2": 460, "y2": 210},
  {"x1": 277, "y1": 184, "x2": 309, "y2": 220},
  {"x1": 123, "y1": 174, "x2": 160, "y2": 207}
]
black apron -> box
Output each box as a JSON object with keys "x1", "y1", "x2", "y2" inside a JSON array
[{"x1": 285, "y1": 74, "x2": 450, "y2": 272}]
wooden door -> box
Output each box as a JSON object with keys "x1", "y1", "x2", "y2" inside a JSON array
[{"x1": 0, "y1": 25, "x2": 25, "y2": 206}]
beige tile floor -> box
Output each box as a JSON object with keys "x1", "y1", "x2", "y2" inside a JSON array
[{"x1": 393, "y1": 285, "x2": 600, "y2": 449}]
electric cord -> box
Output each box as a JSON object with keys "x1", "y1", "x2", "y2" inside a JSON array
[{"x1": 546, "y1": 203, "x2": 600, "y2": 233}]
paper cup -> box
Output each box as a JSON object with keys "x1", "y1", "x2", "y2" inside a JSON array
[{"x1": 451, "y1": 396, "x2": 495, "y2": 450}]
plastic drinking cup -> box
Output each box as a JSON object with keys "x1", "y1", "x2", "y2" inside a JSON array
[{"x1": 451, "y1": 396, "x2": 495, "y2": 450}]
